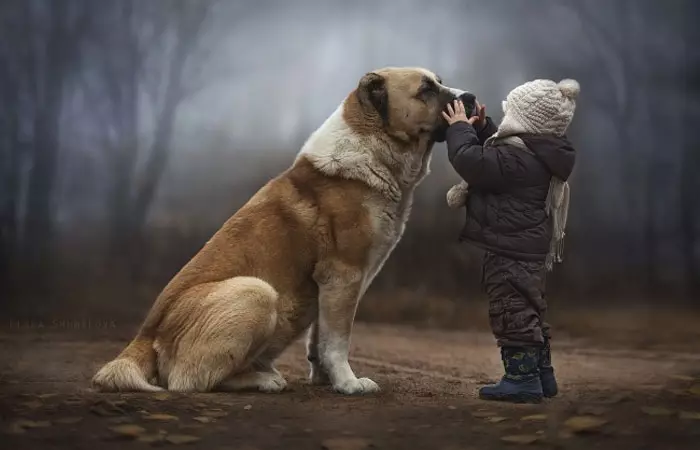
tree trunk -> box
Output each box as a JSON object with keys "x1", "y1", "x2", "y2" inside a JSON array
[{"x1": 679, "y1": 2, "x2": 700, "y2": 298}]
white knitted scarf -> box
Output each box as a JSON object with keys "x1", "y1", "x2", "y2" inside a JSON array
[{"x1": 446, "y1": 119, "x2": 570, "y2": 271}]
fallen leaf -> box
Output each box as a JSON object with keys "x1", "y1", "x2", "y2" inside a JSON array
[
  {"x1": 20, "y1": 400, "x2": 43, "y2": 409},
  {"x1": 670, "y1": 375, "x2": 696, "y2": 382},
  {"x1": 641, "y1": 406, "x2": 674, "y2": 416},
  {"x1": 558, "y1": 430, "x2": 574, "y2": 440},
  {"x1": 37, "y1": 393, "x2": 59, "y2": 399},
  {"x1": 485, "y1": 416, "x2": 508, "y2": 423},
  {"x1": 564, "y1": 416, "x2": 608, "y2": 433},
  {"x1": 447, "y1": 405, "x2": 457, "y2": 410},
  {"x1": 500, "y1": 434, "x2": 540, "y2": 445},
  {"x1": 90, "y1": 399, "x2": 126, "y2": 417},
  {"x1": 321, "y1": 437, "x2": 373, "y2": 450},
  {"x1": 576, "y1": 405, "x2": 608, "y2": 416},
  {"x1": 55, "y1": 417, "x2": 83, "y2": 424},
  {"x1": 14, "y1": 420, "x2": 51, "y2": 429},
  {"x1": 138, "y1": 434, "x2": 166, "y2": 443},
  {"x1": 688, "y1": 385, "x2": 700, "y2": 395},
  {"x1": 143, "y1": 413, "x2": 179, "y2": 421},
  {"x1": 471, "y1": 411, "x2": 497, "y2": 418},
  {"x1": 243, "y1": 404, "x2": 253, "y2": 410},
  {"x1": 153, "y1": 392, "x2": 171, "y2": 401},
  {"x1": 600, "y1": 392, "x2": 633, "y2": 404},
  {"x1": 4, "y1": 423, "x2": 26, "y2": 434},
  {"x1": 521, "y1": 414, "x2": 547, "y2": 422},
  {"x1": 166, "y1": 434, "x2": 201, "y2": 445},
  {"x1": 108, "y1": 424, "x2": 146, "y2": 439},
  {"x1": 669, "y1": 389, "x2": 689, "y2": 396},
  {"x1": 193, "y1": 416, "x2": 215, "y2": 424},
  {"x1": 679, "y1": 411, "x2": 700, "y2": 420},
  {"x1": 106, "y1": 417, "x2": 132, "y2": 424},
  {"x1": 200, "y1": 409, "x2": 227, "y2": 418}
]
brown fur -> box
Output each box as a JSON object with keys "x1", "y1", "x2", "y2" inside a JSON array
[{"x1": 92, "y1": 67, "x2": 462, "y2": 394}]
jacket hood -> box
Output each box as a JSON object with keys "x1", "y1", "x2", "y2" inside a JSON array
[{"x1": 520, "y1": 134, "x2": 576, "y2": 181}]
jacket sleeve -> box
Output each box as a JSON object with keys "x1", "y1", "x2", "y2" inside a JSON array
[
  {"x1": 445, "y1": 121, "x2": 509, "y2": 191},
  {"x1": 476, "y1": 116, "x2": 498, "y2": 144}
]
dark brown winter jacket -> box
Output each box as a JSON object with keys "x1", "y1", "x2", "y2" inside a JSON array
[{"x1": 446, "y1": 118, "x2": 576, "y2": 261}]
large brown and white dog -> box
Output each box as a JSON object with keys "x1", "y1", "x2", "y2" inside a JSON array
[{"x1": 92, "y1": 67, "x2": 468, "y2": 395}]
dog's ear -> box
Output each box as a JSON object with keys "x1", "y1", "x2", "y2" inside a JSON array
[{"x1": 357, "y1": 72, "x2": 388, "y2": 124}]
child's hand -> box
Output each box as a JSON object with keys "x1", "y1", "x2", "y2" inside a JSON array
[
  {"x1": 442, "y1": 100, "x2": 483, "y2": 126},
  {"x1": 473, "y1": 102, "x2": 487, "y2": 129}
]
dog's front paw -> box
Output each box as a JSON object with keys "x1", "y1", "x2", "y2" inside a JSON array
[{"x1": 333, "y1": 377, "x2": 380, "y2": 395}]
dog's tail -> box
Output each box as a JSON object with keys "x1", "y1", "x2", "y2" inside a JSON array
[{"x1": 92, "y1": 335, "x2": 163, "y2": 392}]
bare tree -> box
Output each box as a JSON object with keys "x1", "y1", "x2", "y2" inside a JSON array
[
  {"x1": 679, "y1": 2, "x2": 700, "y2": 297},
  {"x1": 82, "y1": 0, "x2": 229, "y2": 261}
]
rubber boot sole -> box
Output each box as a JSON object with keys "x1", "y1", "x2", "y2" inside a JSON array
[{"x1": 478, "y1": 391, "x2": 543, "y2": 404}]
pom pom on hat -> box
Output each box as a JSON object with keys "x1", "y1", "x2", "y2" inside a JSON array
[{"x1": 557, "y1": 79, "x2": 580, "y2": 100}]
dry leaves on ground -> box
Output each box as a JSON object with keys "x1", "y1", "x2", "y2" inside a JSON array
[
  {"x1": 108, "y1": 424, "x2": 146, "y2": 439},
  {"x1": 679, "y1": 411, "x2": 700, "y2": 420},
  {"x1": 143, "y1": 413, "x2": 179, "y2": 421},
  {"x1": 670, "y1": 375, "x2": 696, "y2": 382},
  {"x1": 471, "y1": 411, "x2": 497, "y2": 418},
  {"x1": 165, "y1": 434, "x2": 201, "y2": 444},
  {"x1": 5, "y1": 420, "x2": 52, "y2": 434},
  {"x1": 200, "y1": 409, "x2": 228, "y2": 418},
  {"x1": 564, "y1": 416, "x2": 608, "y2": 434},
  {"x1": 54, "y1": 416, "x2": 84, "y2": 424},
  {"x1": 321, "y1": 437, "x2": 374, "y2": 450},
  {"x1": 90, "y1": 399, "x2": 126, "y2": 417},
  {"x1": 641, "y1": 406, "x2": 674, "y2": 416},
  {"x1": 520, "y1": 414, "x2": 547, "y2": 422},
  {"x1": 20, "y1": 400, "x2": 43, "y2": 409},
  {"x1": 193, "y1": 416, "x2": 215, "y2": 424},
  {"x1": 500, "y1": 434, "x2": 540, "y2": 445},
  {"x1": 485, "y1": 416, "x2": 508, "y2": 423}
]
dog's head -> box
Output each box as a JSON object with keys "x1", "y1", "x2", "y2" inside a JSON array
[{"x1": 353, "y1": 67, "x2": 471, "y2": 143}]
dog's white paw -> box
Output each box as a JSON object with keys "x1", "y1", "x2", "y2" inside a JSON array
[
  {"x1": 333, "y1": 377, "x2": 380, "y2": 395},
  {"x1": 258, "y1": 374, "x2": 287, "y2": 393}
]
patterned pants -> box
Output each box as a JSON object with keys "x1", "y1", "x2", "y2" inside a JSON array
[{"x1": 481, "y1": 251, "x2": 549, "y2": 347}]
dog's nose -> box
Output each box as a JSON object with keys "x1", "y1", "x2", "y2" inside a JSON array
[{"x1": 458, "y1": 92, "x2": 476, "y2": 104}]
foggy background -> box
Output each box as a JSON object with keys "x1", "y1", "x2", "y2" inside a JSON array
[{"x1": 1, "y1": 0, "x2": 698, "y2": 330}]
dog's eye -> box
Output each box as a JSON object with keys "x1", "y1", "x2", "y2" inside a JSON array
[{"x1": 418, "y1": 82, "x2": 437, "y2": 96}]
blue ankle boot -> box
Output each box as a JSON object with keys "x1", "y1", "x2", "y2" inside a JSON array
[
  {"x1": 479, "y1": 346, "x2": 543, "y2": 404},
  {"x1": 539, "y1": 337, "x2": 558, "y2": 398}
]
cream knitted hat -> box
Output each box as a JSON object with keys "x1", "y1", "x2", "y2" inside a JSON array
[{"x1": 500, "y1": 78, "x2": 580, "y2": 137}]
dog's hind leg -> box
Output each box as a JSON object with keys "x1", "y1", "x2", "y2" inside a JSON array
[
  {"x1": 217, "y1": 360, "x2": 287, "y2": 393},
  {"x1": 166, "y1": 277, "x2": 278, "y2": 393}
]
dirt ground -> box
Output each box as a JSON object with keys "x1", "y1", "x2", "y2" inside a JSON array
[{"x1": 1, "y1": 322, "x2": 700, "y2": 450}]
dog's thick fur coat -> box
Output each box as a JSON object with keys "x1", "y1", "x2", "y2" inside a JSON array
[{"x1": 92, "y1": 67, "x2": 465, "y2": 395}]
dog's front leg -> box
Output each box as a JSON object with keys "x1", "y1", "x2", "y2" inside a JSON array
[
  {"x1": 313, "y1": 259, "x2": 379, "y2": 395},
  {"x1": 306, "y1": 321, "x2": 331, "y2": 385}
]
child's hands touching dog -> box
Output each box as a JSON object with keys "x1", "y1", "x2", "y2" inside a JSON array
[{"x1": 442, "y1": 99, "x2": 487, "y2": 127}]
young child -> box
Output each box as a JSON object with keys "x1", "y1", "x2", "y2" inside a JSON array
[{"x1": 441, "y1": 79, "x2": 580, "y2": 403}]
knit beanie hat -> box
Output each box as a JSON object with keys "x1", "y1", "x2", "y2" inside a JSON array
[{"x1": 500, "y1": 79, "x2": 580, "y2": 137}]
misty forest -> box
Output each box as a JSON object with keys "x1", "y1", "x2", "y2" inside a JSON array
[{"x1": 1, "y1": 0, "x2": 698, "y2": 326}]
